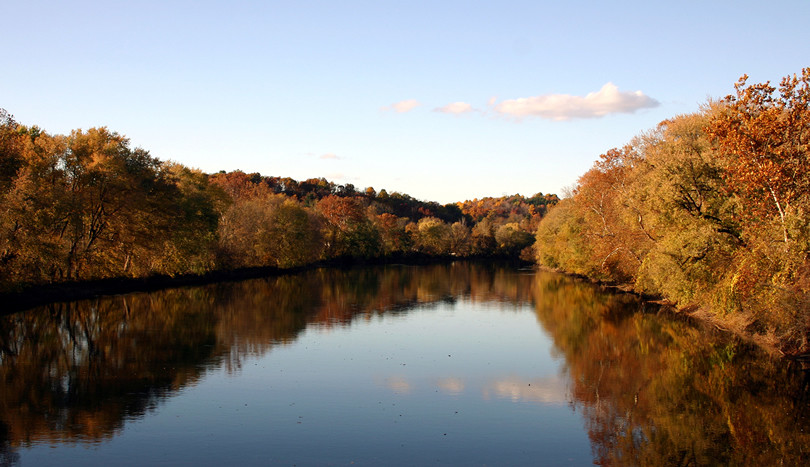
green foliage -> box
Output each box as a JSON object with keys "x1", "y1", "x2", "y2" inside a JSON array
[
  {"x1": 535, "y1": 198, "x2": 596, "y2": 276},
  {"x1": 414, "y1": 217, "x2": 452, "y2": 255},
  {"x1": 494, "y1": 222, "x2": 534, "y2": 256},
  {"x1": 155, "y1": 164, "x2": 228, "y2": 275},
  {"x1": 267, "y1": 200, "x2": 323, "y2": 268},
  {"x1": 629, "y1": 111, "x2": 741, "y2": 304}
]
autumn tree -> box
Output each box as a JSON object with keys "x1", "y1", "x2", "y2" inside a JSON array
[
  {"x1": 534, "y1": 69, "x2": 810, "y2": 353},
  {"x1": 494, "y1": 222, "x2": 534, "y2": 257},
  {"x1": 470, "y1": 217, "x2": 497, "y2": 256},
  {"x1": 449, "y1": 221, "x2": 472, "y2": 256},
  {"x1": 706, "y1": 70, "x2": 810, "y2": 350},
  {"x1": 631, "y1": 111, "x2": 741, "y2": 304},
  {"x1": 266, "y1": 200, "x2": 323, "y2": 268},
  {"x1": 535, "y1": 198, "x2": 593, "y2": 274},
  {"x1": 0, "y1": 117, "x2": 68, "y2": 287},
  {"x1": 564, "y1": 145, "x2": 653, "y2": 282},
  {"x1": 708, "y1": 68, "x2": 810, "y2": 244},
  {"x1": 56, "y1": 128, "x2": 180, "y2": 279},
  {"x1": 209, "y1": 170, "x2": 275, "y2": 201},
  {"x1": 155, "y1": 164, "x2": 229, "y2": 274},
  {"x1": 373, "y1": 212, "x2": 412, "y2": 256},
  {"x1": 217, "y1": 194, "x2": 285, "y2": 268},
  {"x1": 413, "y1": 217, "x2": 452, "y2": 255},
  {"x1": 0, "y1": 109, "x2": 24, "y2": 189},
  {"x1": 317, "y1": 195, "x2": 380, "y2": 259}
]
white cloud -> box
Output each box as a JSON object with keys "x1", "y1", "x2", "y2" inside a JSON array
[
  {"x1": 325, "y1": 172, "x2": 347, "y2": 181},
  {"x1": 319, "y1": 153, "x2": 340, "y2": 160},
  {"x1": 494, "y1": 83, "x2": 659, "y2": 121},
  {"x1": 382, "y1": 99, "x2": 421, "y2": 113},
  {"x1": 434, "y1": 101, "x2": 474, "y2": 115}
]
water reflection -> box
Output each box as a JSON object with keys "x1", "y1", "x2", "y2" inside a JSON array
[
  {"x1": 436, "y1": 377, "x2": 465, "y2": 396},
  {"x1": 531, "y1": 272, "x2": 810, "y2": 465},
  {"x1": 0, "y1": 263, "x2": 533, "y2": 459},
  {"x1": 482, "y1": 376, "x2": 568, "y2": 405},
  {"x1": 0, "y1": 263, "x2": 808, "y2": 465}
]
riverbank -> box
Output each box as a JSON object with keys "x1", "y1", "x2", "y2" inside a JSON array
[
  {"x1": 1, "y1": 254, "x2": 530, "y2": 315},
  {"x1": 535, "y1": 265, "x2": 806, "y2": 359},
  {"x1": 8, "y1": 259, "x2": 801, "y2": 360}
]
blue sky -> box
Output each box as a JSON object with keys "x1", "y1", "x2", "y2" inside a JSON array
[{"x1": 2, "y1": 1, "x2": 808, "y2": 203}]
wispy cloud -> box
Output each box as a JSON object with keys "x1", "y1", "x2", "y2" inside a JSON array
[
  {"x1": 434, "y1": 101, "x2": 474, "y2": 115},
  {"x1": 319, "y1": 153, "x2": 340, "y2": 160},
  {"x1": 382, "y1": 99, "x2": 421, "y2": 113},
  {"x1": 493, "y1": 83, "x2": 659, "y2": 121},
  {"x1": 326, "y1": 172, "x2": 347, "y2": 180}
]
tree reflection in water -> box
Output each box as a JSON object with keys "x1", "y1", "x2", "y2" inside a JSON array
[
  {"x1": 0, "y1": 263, "x2": 808, "y2": 465},
  {"x1": 531, "y1": 271, "x2": 810, "y2": 465}
]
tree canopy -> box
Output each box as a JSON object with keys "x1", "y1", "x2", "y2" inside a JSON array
[{"x1": 535, "y1": 68, "x2": 810, "y2": 354}]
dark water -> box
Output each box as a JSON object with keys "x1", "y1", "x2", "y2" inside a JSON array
[{"x1": 1, "y1": 263, "x2": 808, "y2": 466}]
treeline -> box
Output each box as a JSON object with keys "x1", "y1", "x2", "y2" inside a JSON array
[
  {"x1": 0, "y1": 110, "x2": 556, "y2": 293},
  {"x1": 535, "y1": 68, "x2": 810, "y2": 354}
]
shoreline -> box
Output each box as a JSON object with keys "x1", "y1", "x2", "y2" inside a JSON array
[
  {"x1": 0, "y1": 255, "x2": 528, "y2": 315},
  {"x1": 6, "y1": 259, "x2": 802, "y2": 360},
  {"x1": 534, "y1": 265, "x2": 804, "y2": 360}
]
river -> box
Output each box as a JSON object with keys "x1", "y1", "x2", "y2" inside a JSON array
[{"x1": 1, "y1": 262, "x2": 808, "y2": 465}]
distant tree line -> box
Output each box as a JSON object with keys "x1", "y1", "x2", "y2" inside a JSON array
[
  {"x1": 0, "y1": 112, "x2": 556, "y2": 293},
  {"x1": 535, "y1": 68, "x2": 810, "y2": 354}
]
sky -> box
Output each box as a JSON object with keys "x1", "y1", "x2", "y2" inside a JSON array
[{"x1": 2, "y1": 0, "x2": 808, "y2": 204}]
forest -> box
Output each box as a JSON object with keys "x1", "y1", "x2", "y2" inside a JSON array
[
  {"x1": 535, "y1": 68, "x2": 809, "y2": 355},
  {"x1": 1, "y1": 68, "x2": 807, "y2": 354},
  {"x1": 0, "y1": 110, "x2": 555, "y2": 294}
]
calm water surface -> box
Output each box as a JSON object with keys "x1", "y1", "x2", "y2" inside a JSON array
[{"x1": 1, "y1": 263, "x2": 808, "y2": 466}]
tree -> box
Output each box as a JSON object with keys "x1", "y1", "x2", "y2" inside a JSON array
[
  {"x1": 535, "y1": 198, "x2": 593, "y2": 274},
  {"x1": 0, "y1": 124, "x2": 68, "y2": 287},
  {"x1": 209, "y1": 170, "x2": 274, "y2": 201},
  {"x1": 629, "y1": 111, "x2": 741, "y2": 304},
  {"x1": 708, "y1": 69, "x2": 810, "y2": 243},
  {"x1": 532, "y1": 69, "x2": 810, "y2": 352},
  {"x1": 568, "y1": 145, "x2": 652, "y2": 282},
  {"x1": 317, "y1": 195, "x2": 380, "y2": 259},
  {"x1": 470, "y1": 217, "x2": 497, "y2": 256},
  {"x1": 374, "y1": 212, "x2": 411, "y2": 256},
  {"x1": 156, "y1": 164, "x2": 229, "y2": 274},
  {"x1": 494, "y1": 222, "x2": 534, "y2": 256},
  {"x1": 414, "y1": 217, "x2": 452, "y2": 255},
  {"x1": 217, "y1": 194, "x2": 284, "y2": 268},
  {"x1": 56, "y1": 128, "x2": 177, "y2": 279},
  {"x1": 449, "y1": 221, "x2": 472, "y2": 256},
  {"x1": 0, "y1": 125, "x2": 180, "y2": 283},
  {"x1": 0, "y1": 109, "x2": 25, "y2": 189},
  {"x1": 266, "y1": 200, "x2": 323, "y2": 268}
]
